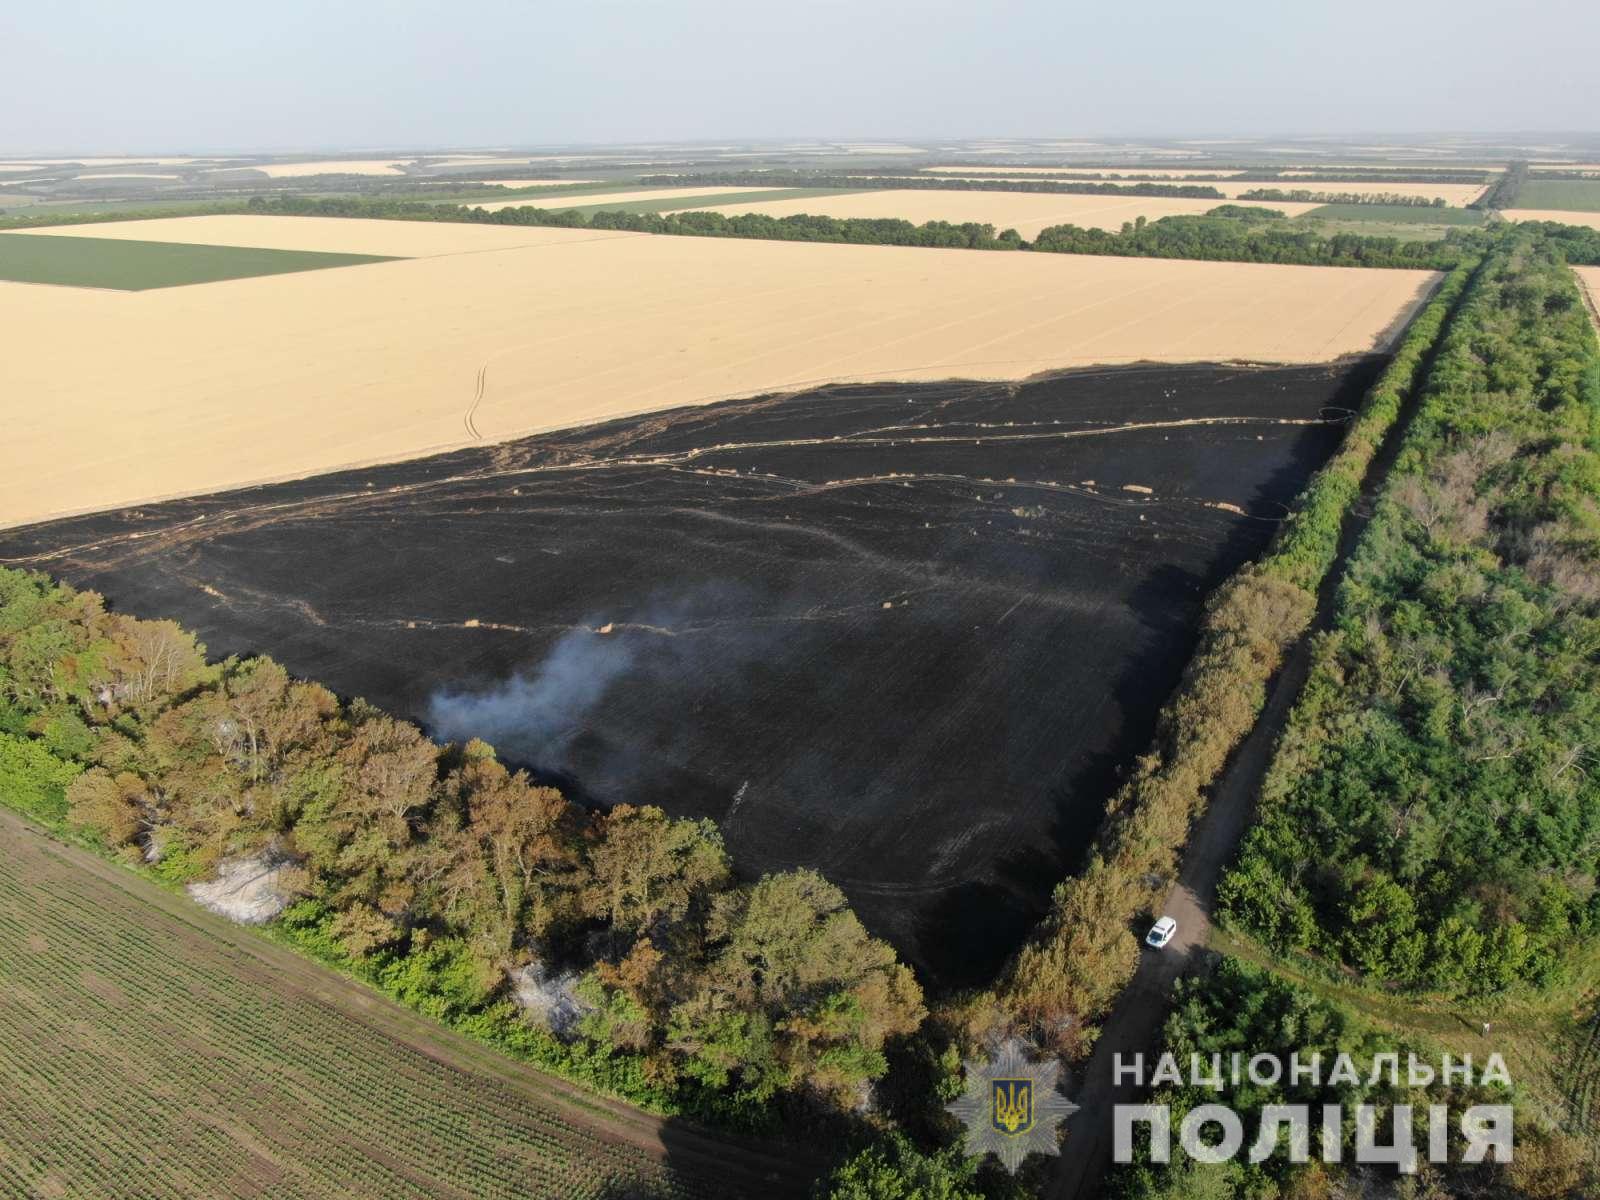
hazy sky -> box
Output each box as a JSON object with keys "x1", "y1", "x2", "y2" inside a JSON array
[{"x1": 3, "y1": 0, "x2": 1596, "y2": 153}]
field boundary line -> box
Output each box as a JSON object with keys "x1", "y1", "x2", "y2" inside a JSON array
[{"x1": 1576, "y1": 266, "x2": 1600, "y2": 334}]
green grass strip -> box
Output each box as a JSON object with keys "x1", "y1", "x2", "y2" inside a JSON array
[
  {"x1": 1299, "y1": 203, "x2": 1484, "y2": 226},
  {"x1": 0, "y1": 232, "x2": 398, "y2": 290}
]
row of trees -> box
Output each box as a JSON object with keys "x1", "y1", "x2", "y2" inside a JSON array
[
  {"x1": 235, "y1": 193, "x2": 1479, "y2": 268},
  {"x1": 1238, "y1": 188, "x2": 1451, "y2": 207},
  {"x1": 1474, "y1": 162, "x2": 1529, "y2": 210},
  {"x1": 1032, "y1": 208, "x2": 1485, "y2": 269},
  {"x1": 1515, "y1": 218, "x2": 1600, "y2": 265},
  {"x1": 978, "y1": 259, "x2": 1477, "y2": 1052},
  {"x1": 1232, "y1": 168, "x2": 1493, "y2": 184},
  {"x1": 17, "y1": 193, "x2": 1600, "y2": 275},
  {"x1": 1219, "y1": 234, "x2": 1600, "y2": 996},
  {"x1": 0, "y1": 567, "x2": 923, "y2": 1125},
  {"x1": 637, "y1": 171, "x2": 1228, "y2": 198}
]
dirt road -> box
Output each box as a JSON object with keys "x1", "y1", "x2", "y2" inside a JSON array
[
  {"x1": 1049, "y1": 302, "x2": 1451, "y2": 1199},
  {"x1": 1048, "y1": 617, "x2": 1320, "y2": 1199}
]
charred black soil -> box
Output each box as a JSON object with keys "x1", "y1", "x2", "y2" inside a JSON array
[{"x1": 2, "y1": 360, "x2": 1381, "y2": 986}]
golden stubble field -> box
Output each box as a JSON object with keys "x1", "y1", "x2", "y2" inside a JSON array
[
  {"x1": 1576, "y1": 267, "x2": 1600, "y2": 330},
  {"x1": 696, "y1": 190, "x2": 1319, "y2": 237},
  {"x1": 0, "y1": 215, "x2": 1439, "y2": 528}
]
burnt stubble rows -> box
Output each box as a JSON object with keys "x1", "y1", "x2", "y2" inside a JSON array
[{"x1": 2, "y1": 360, "x2": 1380, "y2": 984}]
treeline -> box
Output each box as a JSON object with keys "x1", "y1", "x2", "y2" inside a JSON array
[
  {"x1": 262, "y1": 191, "x2": 1473, "y2": 264},
  {"x1": 1032, "y1": 208, "x2": 1485, "y2": 269},
  {"x1": 636, "y1": 171, "x2": 1226, "y2": 199},
  {"x1": 1515, "y1": 218, "x2": 1600, "y2": 265},
  {"x1": 22, "y1": 193, "x2": 1600, "y2": 277},
  {"x1": 238, "y1": 193, "x2": 1022, "y2": 248},
  {"x1": 1238, "y1": 187, "x2": 1450, "y2": 207},
  {"x1": 0, "y1": 201, "x2": 252, "y2": 231},
  {"x1": 0, "y1": 194, "x2": 1546, "y2": 273},
  {"x1": 980, "y1": 260, "x2": 1476, "y2": 1051},
  {"x1": 1473, "y1": 162, "x2": 1528, "y2": 209},
  {"x1": 0, "y1": 567, "x2": 924, "y2": 1126},
  {"x1": 1219, "y1": 235, "x2": 1600, "y2": 995},
  {"x1": 1109, "y1": 958, "x2": 1587, "y2": 1200},
  {"x1": 1234, "y1": 168, "x2": 1493, "y2": 184}
]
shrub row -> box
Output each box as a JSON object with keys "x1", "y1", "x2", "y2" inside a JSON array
[{"x1": 987, "y1": 258, "x2": 1478, "y2": 1049}]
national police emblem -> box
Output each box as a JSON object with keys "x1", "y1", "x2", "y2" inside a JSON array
[{"x1": 947, "y1": 1038, "x2": 1079, "y2": 1172}]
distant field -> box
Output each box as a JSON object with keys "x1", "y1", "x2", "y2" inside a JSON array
[
  {"x1": 471, "y1": 185, "x2": 791, "y2": 214},
  {"x1": 0, "y1": 214, "x2": 1437, "y2": 526},
  {"x1": 0, "y1": 810, "x2": 732, "y2": 1199},
  {"x1": 511, "y1": 188, "x2": 863, "y2": 218},
  {"x1": 1, "y1": 195, "x2": 235, "y2": 219},
  {"x1": 695, "y1": 189, "x2": 1319, "y2": 237},
  {"x1": 920, "y1": 165, "x2": 1243, "y2": 178},
  {"x1": 1506, "y1": 210, "x2": 1600, "y2": 232},
  {"x1": 1299, "y1": 203, "x2": 1484, "y2": 226},
  {"x1": 1513, "y1": 180, "x2": 1600, "y2": 212},
  {"x1": 0, "y1": 232, "x2": 396, "y2": 290},
  {"x1": 456, "y1": 177, "x2": 601, "y2": 188},
  {"x1": 214, "y1": 158, "x2": 408, "y2": 178},
  {"x1": 9, "y1": 215, "x2": 634, "y2": 256},
  {"x1": 1215, "y1": 180, "x2": 1487, "y2": 205}
]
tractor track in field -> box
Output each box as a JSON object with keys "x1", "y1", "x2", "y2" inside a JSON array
[
  {"x1": 1561, "y1": 1001, "x2": 1600, "y2": 1134},
  {"x1": 464, "y1": 365, "x2": 486, "y2": 439}
]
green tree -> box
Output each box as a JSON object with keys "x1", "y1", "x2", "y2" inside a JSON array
[
  {"x1": 817, "y1": 1133, "x2": 988, "y2": 1200},
  {"x1": 580, "y1": 804, "x2": 730, "y2": 935}
]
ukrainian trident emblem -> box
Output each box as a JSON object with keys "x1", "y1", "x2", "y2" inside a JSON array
[
  {"x1": 992, "y1": 1078, "x2": 1034, "y2": 1135},
  {"x1": 948, "y1": 1039, "x2": 1079, "y2": 1172}
]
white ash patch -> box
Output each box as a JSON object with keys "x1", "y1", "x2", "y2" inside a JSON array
[
  {"x1": 186, "y1": 851, "x2": 295, "y2": 925},
  {"x1": 508, "y1": 960, "x2": 590, "y2": 1039}
]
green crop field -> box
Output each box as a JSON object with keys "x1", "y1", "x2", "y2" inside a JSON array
[
  {"x1": 1515, "y1": 179, "x2": 1600, "y2": 212},
  {"x1": 1297, "y1": 202, "x2": 1485, "y2": 226},
  {"x1": 0, "y1": 232, "x2": 397, "y2": 290},
  {"x1": 0, "y1": 812, "x2": 729, "y2": 1200}
]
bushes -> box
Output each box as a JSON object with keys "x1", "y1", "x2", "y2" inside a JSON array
[
  {"x1": 0, "y1": 732, "x2": 82, "y2": 825},
  {"x1": 1260, "y1": 262, "x2": 1474, "y2": 591},
  {"x1": 1106, "y1": 958, "x2": 1537, "y2": 1200},
  {"x1": 997, "y1": 571, "x2": 1313, "y2": 1044},
  {"x1": 816, "y1": 1131, "x2": 1013, "y2": 1200},
  {"x1": 991, "y1": 258, "x2": 1477, "y2": 1047},
  {"x1": 1033, "y1": 211, "x2": 1481, "y2": 269},
  {"x1": 1238, "y1": 188, "x2": 1448, "y2": 207},
  {"x1": 1219, "y1": 233, "x2": 1600, "y2": 996}
]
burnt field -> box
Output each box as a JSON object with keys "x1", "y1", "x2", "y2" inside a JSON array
[{"x1": 0, "y1": 360, "x2": 1380, "y2": 985}]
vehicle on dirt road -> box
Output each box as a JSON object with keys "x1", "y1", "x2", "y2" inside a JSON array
[{"x1": 1146, "y1": 916, "x2": 1178, "y2": 949}]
